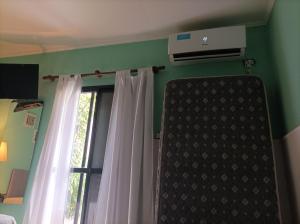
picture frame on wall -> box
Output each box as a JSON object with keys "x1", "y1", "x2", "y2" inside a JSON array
[{"x1": 24, "y1": 113, "x2": 37, "y2": 128}]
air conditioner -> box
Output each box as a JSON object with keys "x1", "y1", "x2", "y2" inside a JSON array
[{"x1": 168, "y1": 25, "x2": 246, "y2": 64}]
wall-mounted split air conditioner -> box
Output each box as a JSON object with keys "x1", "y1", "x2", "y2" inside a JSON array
[{"x1": 168, "y1": 25, "x2": 246, "y2": 65}]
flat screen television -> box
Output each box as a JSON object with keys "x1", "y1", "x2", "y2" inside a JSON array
[{"x1": 0, "y1": 63, "x2": 39, "y2": 99}]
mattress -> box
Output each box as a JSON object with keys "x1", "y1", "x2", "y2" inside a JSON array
[
  {"x1": 156, "y1": 76, "x2": 280, "y2": 224},
  {"x1": 0, "y1": 215, "x2": 16, "y2": 224}
]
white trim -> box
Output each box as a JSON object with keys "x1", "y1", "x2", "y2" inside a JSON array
[
  {"x1": 278, "y1": 124, "x2": 300, "y2": 222},
  {"x1": 0, "y1": 34, "x2": 169, "y2": 59},
  {"x1": 0, "y1": 21, "x2": 269, "y2": 59},
  {"x1": 264, "y1": 0, "x2": 276, "y2": 24},
  {"x1": 281, "y1": 125, "x2": 300, "y2": 140}
]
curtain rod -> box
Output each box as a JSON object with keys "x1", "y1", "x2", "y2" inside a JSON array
[{"x1": 42, "y1": 65, "x2": 165, "y2": 81}]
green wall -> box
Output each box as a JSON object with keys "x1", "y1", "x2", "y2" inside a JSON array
[
  {"x1": 268, "y1": 0, "x2": 300, "y2": 134},
  {"x1": 0, "y1": 26, "x2": 281, "y2": 223},
  {"x1": 0, "y1": 102, "x2": 42, "y2": 193}
]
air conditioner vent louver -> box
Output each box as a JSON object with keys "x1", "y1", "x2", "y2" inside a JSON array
[
  {"x1": 173, "y1": 48, "x2": 242, "y2": 61},
  {"x1": 168, "y1": 26, "x2": 246, "y2": 65}
]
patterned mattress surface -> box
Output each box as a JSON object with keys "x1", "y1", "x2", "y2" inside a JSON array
[{"x1": 156, "y1": 76, "x2": 280, "y2": 224}]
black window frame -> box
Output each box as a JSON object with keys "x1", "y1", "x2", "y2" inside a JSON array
[{"x1": 70, "y1": 85, "x2": 114, "y2": 224}]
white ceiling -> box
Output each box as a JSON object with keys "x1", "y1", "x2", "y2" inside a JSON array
[{"x1": 0, "y1": 0, "x2": 275, "y2": 58}]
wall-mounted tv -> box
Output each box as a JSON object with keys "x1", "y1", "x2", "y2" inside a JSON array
[{"x1": 0, "y1": 63, "x2": 39, "y2": 99}]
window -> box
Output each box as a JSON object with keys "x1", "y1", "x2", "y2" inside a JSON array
[{"x1": 64, "y1": 86, "x2": 114, "y2": 224}]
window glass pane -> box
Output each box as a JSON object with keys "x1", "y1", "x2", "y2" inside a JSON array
[
  {"x1": 84, "y1": 174, "x2": 102, "y2": 224},
  {"x1": 65, "y1": 173, "x2": 86, "y2": 224},
  {"x1": 83, "y1": 92, "x2": 97, "y2": 168},
  {"x1": 65, "y1": 88, "x2": 113, "y2": 224},
  {"x1": 91, "y1": 91, "x2": 113, "y2": 168},
  {"x1": 71, "y1": 93, "x2": 93, "y2": 168}
]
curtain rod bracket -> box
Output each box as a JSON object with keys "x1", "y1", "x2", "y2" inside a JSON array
[{"x1": 94, "y1": 70, "x2": 103, "y2": 78}]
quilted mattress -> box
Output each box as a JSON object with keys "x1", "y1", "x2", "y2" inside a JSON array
[{"x1": 156, "y1": 76, "x2": 280, "y2": 224}]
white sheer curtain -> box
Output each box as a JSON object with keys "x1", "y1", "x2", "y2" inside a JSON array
[
  {"x1": 23, "y1": 75, "x2": 82, "y2": 224},
  {"x1": 93, "y1": 68, "x2": 154, "y2": 224}
]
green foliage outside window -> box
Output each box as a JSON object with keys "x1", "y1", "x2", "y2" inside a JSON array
[{"x1": 65, "y1": 93, "x2": 92, "y2": 220}]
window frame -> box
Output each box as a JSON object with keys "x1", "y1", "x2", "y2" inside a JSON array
[{"x1": 70, "y1": 85, "x2": 114, "y2": 224}]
